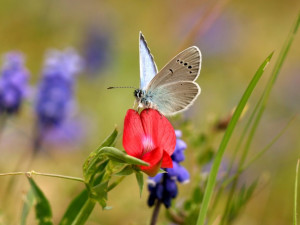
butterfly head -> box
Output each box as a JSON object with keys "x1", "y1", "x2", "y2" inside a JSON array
[{"x1": 134, "y1": 89, "x2": 145, "y2": 99}]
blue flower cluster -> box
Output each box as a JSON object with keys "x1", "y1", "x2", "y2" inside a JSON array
[
  {"x1": 148, "y1": 130, "x2": 190, "y2": 208},
  {"x1": 83, "y1": 28, "x2": 111, "y2": 75},
  {"x1": 35, "y1": 49, "x2": 82, "y2": 127},
  {"x1": 0, "y1": 52, "x2": 29, "y2": 114}
]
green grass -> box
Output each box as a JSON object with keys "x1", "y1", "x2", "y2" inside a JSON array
[
  {"x1": 196, "y1": 12, "x2": 300, "y2": 225},
  {"x1": 294, "y1": 159, "x2": 299, "y2": 225},
  {"x1": 196, "y1": 52, "x2": 273, "y2": 225}
]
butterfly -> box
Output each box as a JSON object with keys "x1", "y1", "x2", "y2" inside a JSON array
[{"x1": 134, "y1": 32, "x2": 202, "y2": 116}]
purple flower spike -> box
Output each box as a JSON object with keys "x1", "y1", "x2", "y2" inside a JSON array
[
  {"x1": 82, "y1": 27, "x2": 111, "y2": 75},
  {"x1": 147, "y1": 130, "x2": 189, "y2": 208},
  {"x1": 36, "y1": 49, "x2": 82, "y2": 128},
  {"x1": 176, "y1": 165, "x2": 190, "y2": 183},
  {"x1": 0, "y1": 52, "x2": 29, "y2": 114}
]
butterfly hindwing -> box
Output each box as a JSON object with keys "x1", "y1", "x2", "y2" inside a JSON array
[
  {"x1": 148, "y1": 81, "x2": 201, "y2": 116},
  {"x1": 147, "y1": 46, "x2": 201, "y2": 90},
  {"x1": 139, "y1": 32, "x2": 158, "y2": 90}
]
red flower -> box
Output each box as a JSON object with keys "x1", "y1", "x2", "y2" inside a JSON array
[{"x1": 123, "y1": 109, "x2": 176, "y2": 177}]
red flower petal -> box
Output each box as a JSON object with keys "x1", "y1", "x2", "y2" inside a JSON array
[
  {"x1": 140, "y1": 146, "x2": 163, "y2": 176},
  {"x1": 161, "y1": 151, "x2": 173, "y2": 168},
  {"x1": 141, "y1": 109, "x2": 176, "y2": 156},
  {"x1": 123, "y1": 109, "x2": 144, "y2": 158}
]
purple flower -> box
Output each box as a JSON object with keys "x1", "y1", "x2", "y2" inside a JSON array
[
  {"x1": 147, "y1": 130, "x2": 190, "y2": 208},
  {"x1": 35, "y1": 49, "x2": 82, "y2": 127},
  {"x1": 82, "y1": 27, "x2": 111, "y2": 75},
  {"x1": 0, "y1": 52, "x2": 29, "y2": 114}
]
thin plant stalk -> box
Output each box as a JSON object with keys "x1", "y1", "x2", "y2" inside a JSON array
[
  {"x1": 294, "y1": 159, "x2": 299, "y2": 225},
  {"x1": 209, "y1": 114, "x2": 294, "y2": 223},
  {"x1": 0, "y1": 171, "x2": 85, "y2": 183},
  {"x1": 150, "y1": 200, "x2": 162, "y2": 225}
]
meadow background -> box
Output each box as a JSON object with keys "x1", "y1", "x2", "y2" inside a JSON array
[{"x1": 0, "y1": 0, "x2": 299, "y2": 224}]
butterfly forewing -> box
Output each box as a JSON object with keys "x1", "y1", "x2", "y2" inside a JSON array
[
  {"x1": 149, "y1": 81, "x2": 201, "y2": 116},
  {"x1": 147, "y1": 46, "x2": 201, "y2": 90},
  {"x1": 139, "y1": 32, "x2": 158, "y2": 90}
]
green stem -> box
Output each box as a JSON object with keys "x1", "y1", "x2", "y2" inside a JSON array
[
  {"x1": 108, "y1": 176, "x2": 126, "y2": 192},
  {"x1": 72, "y1": 198, "x2": 96, "y2": 225},
  {"x1": 0, "y1": 171, "x2": 85, "y2": 183}
]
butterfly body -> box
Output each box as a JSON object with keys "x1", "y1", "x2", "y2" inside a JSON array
[
  {"x1": 136, "y1": 32, "x2": 202, "y2": 116},
  {"x1": 134, "y1": 88, "x2": 157, "y2": 110}
]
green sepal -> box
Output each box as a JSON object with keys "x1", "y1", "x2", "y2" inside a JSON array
[
  {"x1": 135, "y1": 171, "x2": 144, "y2": 197},
  {"x1": 115, "y1": 165, "x2": 134, "y2": 176},
  {"x1": 101, "y1": 147, "x2": 149, "y2": 166},
  {"x1": 157, "y1": 169, "x2": 167, "y2": 174}
]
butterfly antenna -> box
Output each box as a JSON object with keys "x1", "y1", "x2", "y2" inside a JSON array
[{"x1": 107, "y1": 86, "x2": 137, "y2": 90}]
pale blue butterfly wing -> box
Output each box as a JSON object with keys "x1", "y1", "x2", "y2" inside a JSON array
[
  {"x1": 139, "y1": 32, "x2": 158, "y2": 90},
  {"x1": 148, "y1": 81, "x2": 201, "y2": 116},
  {"x1": 145, "y1": 46, "x2": 201, "y2": 116},
  {"x1": 147, "y1": 46, "x2": 201, "y2": 89}
]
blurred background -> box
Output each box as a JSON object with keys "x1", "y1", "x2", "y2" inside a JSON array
[{"x1": 0, "y1": 0, "x2": 299, "y2": 224}]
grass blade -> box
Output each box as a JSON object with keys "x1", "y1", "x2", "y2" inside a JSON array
[
  {"x1": 294, "y1": 159, "x2": 299, "y2": 225},
  {"x1": 221, "y1": 13, "x2": 300, "y2": 224},
  {"x1": 196, "y1": 52, "x2": 273, "y2": 225},
  {"x1": 240, "y1": 12, "x2": 300, "y2": 167}
]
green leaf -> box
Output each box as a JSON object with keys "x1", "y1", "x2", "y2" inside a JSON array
[
  {"x1": 99, "y1": 128, "x2": 118, "y2": 148},
  {"x1": 83, "y1": 128, "x2": 118, "y2": 183},
  {"x1": 196, "y1": 52, "x2": 273, "y2": 225},
  {"x1": 135, "y1": 171, "x2": 144, "y2": 197},
  {"x1": 20, "y1": 189, "x2": 34, "y2": 225},
  {"x1": 59, "y1": 190, "x2": 89, "y2": 225},
  {"x1": 91, "y1": 181, "x2": 109, "y2": 208},
  {"x1": 27, "y1": 178, "x2": 53, "y2": 225},
  {"x1": 83, "y1": 146, "x2": 148, "y2": 184}
]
